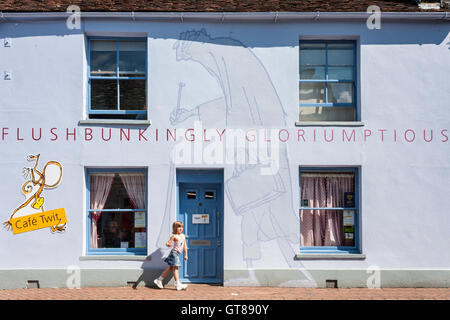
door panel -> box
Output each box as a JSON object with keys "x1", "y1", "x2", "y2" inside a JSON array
[
  {"x1": 203, "y1": 249, "x2": 217, "y2": 277},
  {"x1": 179, "y1": 183, "x2": 222, "y2": 283},
  {"x1": 186, "y1": 248, "x2": 199, "y2": 278}
]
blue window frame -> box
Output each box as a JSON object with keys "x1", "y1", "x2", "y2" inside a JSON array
[
  {"x1": 299, "y1": 167, "x2": 360, "y2": 254},
  {"x1": 86, "y1": 168, "x2": 147, "y2": 255},
  {"x1": 299, "y1": 40, "x2": 357, "y2": 121},
  {"x1": 87, "y1": 38, "x2": 147, "y2": 120}
]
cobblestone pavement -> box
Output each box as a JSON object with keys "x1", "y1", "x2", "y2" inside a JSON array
[{"x1": 0, "y1": 285, "x2": 449, "y2": 300}]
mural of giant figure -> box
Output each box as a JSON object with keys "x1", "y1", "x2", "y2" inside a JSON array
[{"x1": 161, "y1": 29, "x2": 316, "y2": 287}]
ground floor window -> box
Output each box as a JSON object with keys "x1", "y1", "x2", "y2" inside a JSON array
[
  {"x1": 87, "y1": 169, "x2": 147, "y2": 255},
  {"x1": 300, "y1": 167, "x2": 359, "y2": 253}
]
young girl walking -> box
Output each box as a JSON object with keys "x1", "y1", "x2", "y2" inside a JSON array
[{"x1": 154, "y1": 221, "x2": 188, "y2": 290}]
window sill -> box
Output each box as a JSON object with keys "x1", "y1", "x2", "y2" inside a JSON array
[
  {"x1": 295, "y1": 253, "x2": 366, "y2": 260},
  {"x1": 79, "y1": 255, "x2": 149, "y2": 261},
  {"x1": 295, "y1": 121, "x2": 365, "y2": 127},
  {"x1": 79, "y1": 119, "x2": 151, "y2": 126}
]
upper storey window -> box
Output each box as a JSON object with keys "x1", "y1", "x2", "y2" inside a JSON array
[
  {"x1": 88, "y1": 39, "x2": 147, "y2": 120},
  {"x1": 299, "y1": 41, "x2": 357, "y2": 122}
]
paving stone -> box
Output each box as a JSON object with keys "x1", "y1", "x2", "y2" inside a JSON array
[{"x1": 0, "y1": 285, "x2": 449, "y2": 300}]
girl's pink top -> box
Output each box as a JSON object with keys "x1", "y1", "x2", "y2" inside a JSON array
[{"x1": 172, "y1": 234, "x2": 185, "y2": 253}]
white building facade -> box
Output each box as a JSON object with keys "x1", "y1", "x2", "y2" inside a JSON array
[{"x1": 0, "y1": 12, "x2": 449, "y2": 289}]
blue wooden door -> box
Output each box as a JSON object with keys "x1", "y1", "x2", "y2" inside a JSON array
[{"x1": 178, "y1": 183, "x2": 223, "y2": 283}]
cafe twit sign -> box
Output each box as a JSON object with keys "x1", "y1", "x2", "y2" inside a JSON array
[{"x1": 3, "y1": 154, "x2": 67, "y2": 234}]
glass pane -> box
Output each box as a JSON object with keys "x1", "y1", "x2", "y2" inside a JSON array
[
  {"x1": 300, "y1": 43, "x2": 326, "y2": 66},
  {"x1": 328, "y1": 66, "x2": 354, "y2": 81},
  {"x1": 328, "y1": 43, "x2": 354, "y2": 66},
  {"x1": 187, "y1": 191, "x2": 196, "y2": 199},
  {"x1": 299, "y1": 106, "x2": 355, "y2": 121},
  {"x1": 327, "y1": 83, "x2": 354, "y2": 103},
  {"x1": 300, "y1": 66, "x2": 325, "y2": 80},
  {"x1": 90, "y1": 79, "x2": 117, "y2": 110},
  {"x1": 299, "y1": 82, "x2": 325, "y2": 104},
  {"x1": 95, "y1": 211, "x2": 145, "y2": 249},
  {"x1": 119, "y1": 80, "x2": 146, "y2": 110},
  {"x1": 119, "y1": 41, "x2": 146, "y2": 77},
  {"x1": 205, "y1": 191, "x2": 215, "y2": 200},
  {"x1": 90, "y1": 40, "x2": 117, "y2": 76},
  {"x1": 89, "y1": 113, "x2": 147, "y2": 120},
  {"x1": 300, "y1": 172, "x2": 355, "y2": 208},
  {"x1": 102, "y1": 175, "x2": 134, "y2": 209},
  {"x1": 300, "y1": 209, "x2": 354, "y2": 247}
]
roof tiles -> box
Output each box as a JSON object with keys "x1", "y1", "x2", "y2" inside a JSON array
[{"x1": 0, "y1": 0, "x2": 440, "y2": 13}]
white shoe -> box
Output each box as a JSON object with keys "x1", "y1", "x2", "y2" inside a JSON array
[
  {"x1": 176, "y1": 283, "x2": 187, "y2": 291},
  {"x1": 153, "y1": 278, "x2": 164, "y2": 289}
]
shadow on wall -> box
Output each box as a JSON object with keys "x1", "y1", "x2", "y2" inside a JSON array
[
  {"x1": 1, "y1": 18, "x2": 449, "y2": 46},
  {"x1": 132, "y1": 249, "x2": 167, "y2": 289}
]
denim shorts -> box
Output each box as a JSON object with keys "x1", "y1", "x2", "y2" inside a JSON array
[{"x1": 164, "y1": 249, "x2": 182, "y2": 267}]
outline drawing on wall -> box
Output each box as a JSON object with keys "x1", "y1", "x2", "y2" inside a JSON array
[
  {"x1": 3, "y1": 154, "x2": 66, "y2": 233},
  {"x1": 158, "y1": 28, "x2": 317, "y2": 287}
]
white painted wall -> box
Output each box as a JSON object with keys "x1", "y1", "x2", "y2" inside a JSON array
[{"x1": 0, "y1": 19, "x2": 449, "y2": 278}]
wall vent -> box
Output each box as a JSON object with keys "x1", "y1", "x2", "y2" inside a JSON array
[
  {"x1": 326, "y1": 280, "x2": 338, "y2": 288},
  {"x1": 26, "y1": 280, "x2": 40, "y2": 289}
]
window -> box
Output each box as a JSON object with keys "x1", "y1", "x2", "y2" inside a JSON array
[
  {"x1": 187, "y1": 190, "x2": 197, "y2": 200},
  {"x1": 87, "y1": 169, "x2": 147, "y2": 255},
  {"x1": 204, "y1": 191, "x2": 215, "y2": 200},
  {"x1": 88, "y1": 39, "x2": 147, "y2": 120},
  {"x1": 299, "y1": 41, "x2": 356, "y2": 121},
  {"x1": 299, "y1": 168, "x2": 359, "y2": 253}
]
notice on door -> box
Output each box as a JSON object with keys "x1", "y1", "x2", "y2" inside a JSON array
[{"x1": 192, "y1": 214, "x2": 209, "y2": 224}]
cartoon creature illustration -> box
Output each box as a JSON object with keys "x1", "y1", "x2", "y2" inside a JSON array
[
  {"x1": 159, "y1": 29, "x2": 316, "y2": 287},
  {"x1": 3, "y1": 154, "x2": 65, "y2": 233}
]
